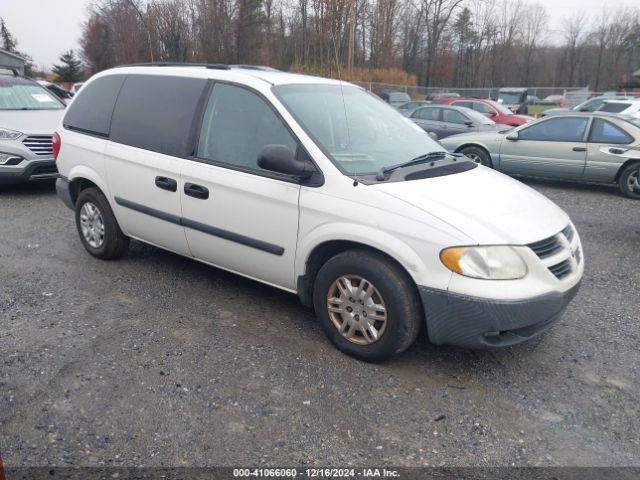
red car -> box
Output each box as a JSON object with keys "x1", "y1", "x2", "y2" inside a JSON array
[{"x1": 434, "y1": 97, "x2": 533, "y2": 127}]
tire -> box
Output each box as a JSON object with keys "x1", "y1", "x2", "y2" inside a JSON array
[
  {"x1": 460, "y1": 146, "x2": 492, "y2": 167},
  {"x1": 313, "y1": 250, "x2": 422, "y2": 362},
  {"x1": 75, "y1": 187, "x2": 129, "y2": 259},
  {"x1": 618, "y1": 162, "x2": 640, "y2": 199}
]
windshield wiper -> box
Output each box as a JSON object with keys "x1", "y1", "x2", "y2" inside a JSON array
[{"x1": 376, "y1": 151, "x2": 451, "y2": 181}]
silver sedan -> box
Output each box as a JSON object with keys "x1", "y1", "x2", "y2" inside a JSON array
[{"x1": 439, "y1": 112, "x2": 640, "y2": 198}]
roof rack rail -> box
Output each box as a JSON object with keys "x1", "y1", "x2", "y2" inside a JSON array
[{"x1": 115, "y1": 62, "x2": 231, "y2": 70}]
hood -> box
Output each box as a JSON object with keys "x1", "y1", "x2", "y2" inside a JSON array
[
  {"x1": 372, "y1": 165, "x2": 569, "y2": 245},
  {"x1": 0, "y1": 109, "x2": 65, "y2": 136},
  {"x1": 478, "y1": 123, "x2": 504, "y2": 132},
  {"x1": 440, "y1": 129, "x2": 507, "y2": 145}
]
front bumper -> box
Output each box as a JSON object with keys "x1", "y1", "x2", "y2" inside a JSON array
[
  {"x1": 419, "y1": 281, "x2": 581, "y2": 348},
  {"x1": 0, "y1": 159, "x2": 58, "y2": 185}
]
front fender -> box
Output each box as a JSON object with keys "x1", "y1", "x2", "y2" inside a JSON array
[{"x1": 295, "y1": 222, "x2": 451, "y2": 290}]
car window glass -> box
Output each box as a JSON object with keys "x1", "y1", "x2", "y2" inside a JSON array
[
  {"x1": 519, "y1": 117, "x2": 589, "y2": 142},
  {"x1": 589, "y1": 118, "x2": 633, "y2": 144},
  {"x1": 413, "y1": 107, "x2": 438, "y2": 120},
  {"x1": 442, "y1": 109, "x2": 468, "y2": 125},
  {"x1": 64, "y1": 75, "x2": 126, "y2": 136},
  {"x1": 109, "y1": 75, "x2": 207, "y2": 157},
  {"x1": 452, "y1": 101, "x2": 472, "y2": 109},
  {"x1": 473, "y1": 102, "x2": 493, "y2": 114},
  {"x1": 599, "y1": 102, "x2": 630, "y2": 113},
  {"x1": 197, "y1": 83, "x2": 297, "y2": 170},
  {"x1": 0, "y1": 77, "x2": 64, "y2": 110}
]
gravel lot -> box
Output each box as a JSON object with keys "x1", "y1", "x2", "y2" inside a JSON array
[{"x1": 1, "y1": 178, "x2": 639, "y2": 468}]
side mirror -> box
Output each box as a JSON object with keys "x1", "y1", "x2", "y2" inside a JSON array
[
  {"x1": 506, "y1": 131, "x2": 519, "y2": 141},
  {"x1": 427, "y1": 131, "x2": 438, "y2": 141},
  {"x1": 465, "y1": 121, "x2": 474, "y2": 127},
  {"x1": 486, "y1": 111, "x2": 497, "y2": 117},
  {"x1": 257, "y1": 144, "x2": 312, "y2": 179}
]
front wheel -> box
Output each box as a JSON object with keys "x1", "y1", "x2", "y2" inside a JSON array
[
  {"x1": 75, "y1": 187, "x2": 129, "y2": 259},
  {"x1": 618, "y1": 163, "x2": 640, "y2": 199},
  {"x1": 313, "y1": 250, "x2": 422, "y2": 361},
  {"x1": 460, "y1": 146, "x2": 492, "y2": 167}
]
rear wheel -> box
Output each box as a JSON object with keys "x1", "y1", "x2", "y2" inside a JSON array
[
  {"x1": 75, "y1": 187, "x2": 129, "y2": 259},
  {"x1": 460, "y1": 146, "x2": 492, "y2": 167},
  {"x1": 618, "y1": 163, "x2": 640, "y2": 199},
  {"x1": 313, "y1": 250, "x2": 422, "y2": 361}
]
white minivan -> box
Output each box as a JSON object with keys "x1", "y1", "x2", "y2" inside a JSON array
[{"x1": 54, "y1": 65, "x2": 584, "y2": 361}]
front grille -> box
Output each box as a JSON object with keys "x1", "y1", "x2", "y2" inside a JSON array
[
  {"x1": 549, "y1": 259, "x2": 572, "y2": 279},
  {"x1": 528, "y1": 224, "x2": 581, "y2": 280},
  {"x1": 528, "y1": 235, "x2": 563, "y2": 259},
  {"x1": 22, "y1": 135, "x2": 53, "y2": 156},
  {"x1": 30, "y1": 164, "x2": 58, "y2": 176}
]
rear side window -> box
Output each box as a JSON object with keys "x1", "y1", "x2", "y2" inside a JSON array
[
  {"x1": 413, "y1": 107, "x2": 439, "y2": 120},
  {"x1": 452, "y1": 101, "x2": 472, "y2": 109},
  {"x1": 63, "y1": 75, "x2": 126, "y2": 136},
  {"x1": 599, "y1": 102, "x2": 630, "y2": 113},
  {"x1": 589, "y1": 119, "x2": 633, "y2": 144},
  {"x1": 110, "y1": 75, "x2": 208, "y2": 157}
]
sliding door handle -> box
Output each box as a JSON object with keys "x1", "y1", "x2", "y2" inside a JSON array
[
  {"x1": 155, "y1": 176, "x2": 177, "y2": 192},
  {"x1": 184, "y1": 183, "x2": 209, "y2": 200},
  {"x1": 572, "y1": 147, "x2": 587, "y2": 152}
]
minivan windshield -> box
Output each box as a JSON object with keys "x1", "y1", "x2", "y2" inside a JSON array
[
  {"x1": 274, "y1": 84, "x2": 443, "y2": 174},
  {"x1": 0, "y1": 77, "x2": 64, "y2": 110},
  {"x1": 498, "y1": 92, "x2": 524, "y2": 104}
]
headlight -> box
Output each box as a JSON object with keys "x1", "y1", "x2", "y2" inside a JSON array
[
  {"x1": 0, "y1": 152, "x2": 23, "y2": 165},
  {"x1": 0, "y1": 128, "x2": 23, "y2": 140},
  {"x1": 440, "y1": 246, "x2": 527, "y2": 280}
]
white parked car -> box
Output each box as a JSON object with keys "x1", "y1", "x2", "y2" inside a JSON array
[
  {"x1": 597, "y1": 99, "x2": 640, "y2": 118},
  {"x1": 54, "y1": 65, "x2": 584, "y2": 360}
]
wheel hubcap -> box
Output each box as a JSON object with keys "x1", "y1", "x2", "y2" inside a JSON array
[
  {"x1": 79, "y1": 202, "x2": 105, "y2": 248},
  {"x1": 327, "y1": 275, "x2": 388, "y2": 345},
  {"x1": 627, "y1": 169, "x2": 640, "y2": 192}
]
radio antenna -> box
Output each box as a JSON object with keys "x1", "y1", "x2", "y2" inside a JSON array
[{"x1": 330, "y1": 26, "x2": 359, "y2": 186}]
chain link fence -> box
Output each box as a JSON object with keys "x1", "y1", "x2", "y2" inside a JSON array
[{"x1": 351, "y1": 81, "x2": 638, "y2": 108}]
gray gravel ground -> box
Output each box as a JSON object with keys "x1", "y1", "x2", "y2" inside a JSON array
[{"x1": 0, "y1": 178, "x2": 639, "y2": 468}]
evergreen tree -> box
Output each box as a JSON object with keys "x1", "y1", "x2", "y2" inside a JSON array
[
  {"x1": 52, "y1": 50, "x2": 84, "y2": 83},
  {"x1": 0, "y1": 18, "x2": 18, "y2": 53}
]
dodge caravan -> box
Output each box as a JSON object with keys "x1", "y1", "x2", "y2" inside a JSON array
[{"x1": 55, "y1": 65, "x2": 583, "y2": 361}]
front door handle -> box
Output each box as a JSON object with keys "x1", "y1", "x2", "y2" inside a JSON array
[
  {"x1": 155, "y1": 176, "x2": 177, "y2": 192},
  {"x1": 184, "y1": 183, "x2": 209, "y2": 200},
  {"x1": 572, "y1": 147, "x2": 587, "y2": 152}
]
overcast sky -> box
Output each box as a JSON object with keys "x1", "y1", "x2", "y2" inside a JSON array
[{"x1": 1, "y1": 0, "x2": 638, "y2": 68}]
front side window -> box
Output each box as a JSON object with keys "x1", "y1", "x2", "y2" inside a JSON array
[
  {"x1": 472, "y1": 102, "x2": 493, "y2": 114},
  {"x1": 0, "y1": 77, "x2": 64, "y2": 110},
  {"x1": 197, "y1": 83, "x2": 297, "y2": 170},
  {"x1": 442, "y1": 109, "x2": 469, "y2": 125},
  {"x1": 589, "y1": 119, "x2": 633, "y2": 144},
  {"x1": 274, "y1": 84, "x2": 443, "y2": 174},
  {"x1": 519, "y1": 117, "x2": 589, "y2": 142}
]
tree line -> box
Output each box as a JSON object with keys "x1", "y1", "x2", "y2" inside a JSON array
[{"x1": 4, "y1": 0, "x2": 640, "y2": 89}]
